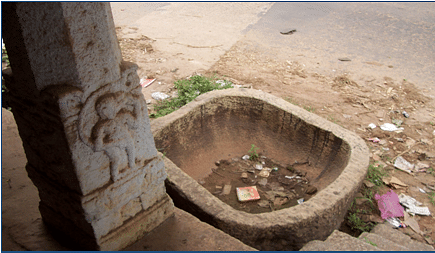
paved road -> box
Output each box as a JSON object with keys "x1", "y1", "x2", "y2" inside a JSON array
[
  {"x1": 111, "y1": 2, "x2": 435, "y2": 97},
  {"x1": 243, "y1": 2, "x2": 435, "y2": 96}
]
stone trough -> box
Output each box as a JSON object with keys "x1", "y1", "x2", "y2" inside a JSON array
[{"x1": 151, "y1": 89, "x2": 369, "y2": 251}]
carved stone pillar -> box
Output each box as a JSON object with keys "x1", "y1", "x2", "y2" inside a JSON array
[{"x1": 2, "y1": 2, "x2": 174, "y2": 250}]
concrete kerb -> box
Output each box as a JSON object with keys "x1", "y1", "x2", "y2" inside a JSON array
[{"x1": 152, "y1": 88, "x2": 370, "y2": 250}]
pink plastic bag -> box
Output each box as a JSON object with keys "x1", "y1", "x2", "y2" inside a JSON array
[{"x1": 374, "y1": 190, "x2": 404, "y2": 220}]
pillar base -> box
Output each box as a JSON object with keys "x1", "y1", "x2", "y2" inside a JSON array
[
  {"x1": 98, "y1": 194, "x2": 174, "y2": 250},
  {"x1": 42, "y1": 194, "x2": 174, "y2": 250}
]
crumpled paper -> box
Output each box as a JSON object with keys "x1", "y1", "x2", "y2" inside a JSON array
[{"x1": 398, "y1": 193, "x2": 431, "y2": 216}]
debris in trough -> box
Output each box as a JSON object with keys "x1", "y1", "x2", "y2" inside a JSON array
[
  {"x1": 200, "y1": 154, "x2": 315, "y2": 214},
  {"x1": 236, "y1": 186, "x2": 260, "y2": 202},
  {"x1": 222, "y1": 184, "x2": 232, "y2": 195}
]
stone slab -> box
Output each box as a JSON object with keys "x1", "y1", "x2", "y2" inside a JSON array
[
  {"x1": 124, "y1": 207, "x2": 256, "y2": 251},
  {"x1": 320, "y1": 230, "x2": 380, "y2": 251},
  {"x1": 359, "y1": 232, "x2": 409, "y2": 251},
  {"x1": 371, "y1": 223, "x2": 434, "y2": 251}
]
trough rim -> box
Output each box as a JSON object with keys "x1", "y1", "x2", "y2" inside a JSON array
[{"x1": 151, "y1": 88, "x2": 369, "y2": 236}]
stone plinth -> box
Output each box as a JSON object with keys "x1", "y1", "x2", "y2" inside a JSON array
[{"x1": 2, "y1": 2, "x2": 173, "y2": 250}]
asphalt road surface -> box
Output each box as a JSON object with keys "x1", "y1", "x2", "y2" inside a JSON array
[{"x1": 111, "y1": 2, "x2": 435, "y2": 97}]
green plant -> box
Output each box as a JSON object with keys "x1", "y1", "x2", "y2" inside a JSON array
[
  {"x1": 284, "y1": 97, "x2": 298, "y2": 105},
  {"x1": 304, "y1": 105, "x2": 315, "y2": 112},
  {"x1": 327, "y1": 115, "x2": 339, "y2": 124},
  {"x1": 348, "y1": 213, "x2": 373, "y2": 232},
  {"x1": 430, "y1": 121, "x2": 434, "y2": 126},
  {"x1": 248, "y1": 144, "x2": 259, "y2": 161},
  {"x1": 150, "y1": 75, "x2": 233, "y2": 118},
  {"x1": 363, "y1": 237, "x2": 377, "y2": 247},
  {"x1": 429, "y1": 191, "x2": 435, "y2": 205},
  {"x1": 366, "y1": 164, "x2": 386, "y2": 187}
]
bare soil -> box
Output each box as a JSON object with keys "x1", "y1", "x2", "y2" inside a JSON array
[{"x1": 114, "y1": 27, "x2": 435, "y2": 246}]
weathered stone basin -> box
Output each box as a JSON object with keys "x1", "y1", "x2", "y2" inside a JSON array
[{"x1": 151, "y1": 89, "x2": 369, "y2": 251}]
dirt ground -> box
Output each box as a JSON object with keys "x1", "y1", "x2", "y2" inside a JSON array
[
  {"x1": 200, "y1": 155, "x2": 316, "y2": 214},
  {"x1": 2, "y1": 10, "x2": 435, "y2": 249},
  {"x1": 114, "y1": 25, "x2": 435, "y2": 246}
]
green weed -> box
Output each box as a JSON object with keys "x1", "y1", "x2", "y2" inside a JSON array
[
  {"x1": 248, "y1": 144, "x2": 259, "y2": 161},
  {"x1": 366, "y1": 164, "x2": 386, "y2": 187},
  {"x1": 150, "y1": 75, "x2": 233, "y2": 118},
  {"x1": 284, "y1": 97, "x2": 299, "y2": 105},
  {"x1": 429, "y1": 191, "x2": 435, "y2": 205},
  {"x1": 363, "y1": 237, "x2": 377, "y2": 247},
  {"x1": 304, "y1": 105, "x2": 315, "y2": 112},
  {"x1": 348, "y1": 213, "x2": 374, "y2": 232}
]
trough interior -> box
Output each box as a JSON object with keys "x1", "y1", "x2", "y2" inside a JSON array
[{"x1": 154, "y1": 96, "x2": 351, "y2": 192}]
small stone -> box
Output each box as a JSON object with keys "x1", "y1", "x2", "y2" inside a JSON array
[
  {"x1": 305, "y1": 185, "x2": 317, "y2": 195},
  {"x1": 221, "y1": 185, "x2": 232, "y2": 195},
  {"x1": 338, "y1": 57, "x2": 351, "y2": 61},
  {"x1": 274, "y1": 197, "x2": 289, "y2": 206},
  {"x1": 215, "y1": 161, "x2": 220, "y2": 166},
  {"x1": 363, "y1": 180, "x2": 375, "y2": 188},
  {"x1": 241, "y1": 172, "x2": 248, "y2": 179},
  {"x1": 216, "y1": 185, "x2": 222, "y2": 190}
]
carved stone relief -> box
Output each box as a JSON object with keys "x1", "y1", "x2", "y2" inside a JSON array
[{"x1": 78, "y1": 63, "x2": 143, "y2": 182}]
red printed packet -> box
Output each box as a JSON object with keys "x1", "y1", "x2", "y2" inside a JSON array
[
  {"x1": 141, "y1": 78, "x2": 156, "y2": 88},
  {"x1": 236, "y1": 186, "x2": 260, "y2": 202}
]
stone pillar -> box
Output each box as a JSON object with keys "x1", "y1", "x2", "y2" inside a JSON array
[{"x1": 2, "y1": 2, "x2": 174, "y2": 250}]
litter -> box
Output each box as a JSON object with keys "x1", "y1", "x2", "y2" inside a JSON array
[
  {"x1": 151, "y1": 92, "x2": 170, "y2": 101},
  {"x1": 140, "y1": 78, "x2": 156, "y2": 88},
  {"x1": 394, "y1": 156, "x2": 414, "y2": 174},
  {"x1": 254, "y1": 164, "x2": 263, "y2": 171},
  {"x1": 258, "y1": 178, "x2": 267, "y2": 186},
  {"x1": 236, "y1": 186, "x2": 260, "y2": 202},
  {"x1": 398, "y1": 193, "x2": 431, "y2": 216},
  {"x1": 403, "y1": 212, "x2": 421, "y2": 234},
  {"x1": 297, "y1": 198, "x2": 304, "y2": 204},
  {"x1": 259, "y1": 169, "x2": 271, "y2": 178},
  {"x1": 374, "y1": 190, "x2": 404, "y2": 219},
  {"x1": 273, "y1": 167, "x2": 279, "y2": 171},
  {"x1": 222, "y1": 185, "x2": 232, "y2": 195},
  {"x1": 418, "y1": 188, "x2": 426, "y2": 193},
  {"x1": 368, "y1": 123, "x2": 377, "y2": 129},
  {"x1": 368, "y1": 137, "x2": 380, "y2": 143},
  {"x1": 285, "y1": 175, "x2": 296, "y2": 180},
  {"x1": 382, "y1": 176, "x2": 407, "y2": 189},
  {"x1": 386, "y1": 217, "x2": 405, "y2": 228},
  {"x1": 380, "y1": 123, "x2": 404, "y2": 132},
  {"x1": 280, "y1": 28, "x2": 296, "y2": 35},
  {"x1": 402, "y1": 111, "x2": 409, "y2": 118},
  {"x1": 242, "y1": 155, "x2": 250, "y2": 160}
]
